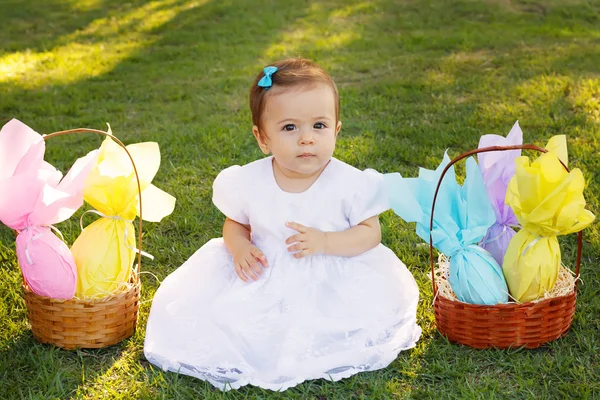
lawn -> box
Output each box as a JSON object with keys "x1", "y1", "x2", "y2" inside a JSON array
[{"x1": 1, "y1": 0, "x2": 599, "y2": 398}]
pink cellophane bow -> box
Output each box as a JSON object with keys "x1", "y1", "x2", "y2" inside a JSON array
[
  {"x1": 0, "y1": 119, "x2": 98, "y2": 299},
  {"x1": 477, "y1": 121, "x2": 523, "y2": 265}
]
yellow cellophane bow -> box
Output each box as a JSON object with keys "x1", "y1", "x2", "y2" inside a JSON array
[
  {"x1": 72, "y1": 130, "x2": 176, "y2": 297},
  {"x1": 503, "y1": 135, "x2": 595, "y2": 302}
]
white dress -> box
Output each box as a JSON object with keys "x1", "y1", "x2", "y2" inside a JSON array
[{"x1": 144, "y1": 156, "x2": 421, "y2": 391}]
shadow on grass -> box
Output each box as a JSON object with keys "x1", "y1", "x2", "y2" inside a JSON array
[
  {"x1": 0, "y1": 318, "x2": 142, "y2": 399},
  {"x1": 405, "y1": 292, "x2": 600, "y2": 398},
  {"x1": 0, "y1": 334, "x2": 109, "y2": 398},
  {"x1": 1, "y1": 0, "x2": 168, "y2": 54}
]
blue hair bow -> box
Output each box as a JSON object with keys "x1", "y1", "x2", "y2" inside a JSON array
[{"x1": 258, "y1": 66, "x2": 278, "y2": 89}]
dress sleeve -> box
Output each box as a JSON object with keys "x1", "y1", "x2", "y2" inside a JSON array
[
  {"x1": 212, "y1": 165, "x2": 249, "y2": 225},
  {"x1": 347, "y1": 169, "x2": 390, "y2": 226}
]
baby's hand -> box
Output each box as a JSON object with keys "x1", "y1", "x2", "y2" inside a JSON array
[
  {"x1": 285, "y1": 222, "x2": 327, "y2": 259},
  {"x1": 232, "y1": 244, "x2": 268, "y2": 282}
]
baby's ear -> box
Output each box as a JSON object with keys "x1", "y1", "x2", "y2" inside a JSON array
[
  {"x1": 252, "y1": 125, "x2": 270, "y2": 155},
  {"x1": 335, "y1": 121, "x2": 342, "y2": 136}
]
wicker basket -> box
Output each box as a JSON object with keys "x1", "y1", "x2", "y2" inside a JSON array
[
  {"x1": 21, "y1": 128, "x2": 145, "y2": 349},
  {"x1": 23, "y1": 278, "x2": 140, "y2": 349},
  {"x1": 429, "y1": 144, "x2": 583, "y2": 349}
]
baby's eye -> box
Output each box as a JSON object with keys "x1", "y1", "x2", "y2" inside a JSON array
[
  {"x1": 314, "y1": 122, "x2": 326, "y2": 129},
  {"x1": 283, "y1": 124, "x2": 296, "y2": 131}
]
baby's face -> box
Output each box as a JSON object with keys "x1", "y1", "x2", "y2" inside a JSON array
[{"x1": 256, "y1": 83, "x2": 341, "y2": 178}]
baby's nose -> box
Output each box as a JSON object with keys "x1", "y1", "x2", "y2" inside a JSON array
[{"x1": 298, "y1": 129, "x2": 315, "y2": 144}]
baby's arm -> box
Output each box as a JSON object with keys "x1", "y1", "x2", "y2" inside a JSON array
[
  {"x1": 285, "y1": 215, "x2": 381, "y2": 258},
  {"x1": 223, "y1": 218, "x2": 268, "y2": 281}
]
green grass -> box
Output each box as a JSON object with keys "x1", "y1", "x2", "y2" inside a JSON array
[{"x1": 1, "y1": 0, "x2": 600, "y2": 398}]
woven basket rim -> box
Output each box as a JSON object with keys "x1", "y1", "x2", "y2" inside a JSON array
[
  {"x1": 22, "y1": 274, "x2": 140, "y2": 304},
  {"x1": 434, "y1": 286, "x2": 576, "y2": 309}
]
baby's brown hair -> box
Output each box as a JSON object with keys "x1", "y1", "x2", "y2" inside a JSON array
[{"x1": 249, "y1": 58, "x2": 340, "y2": 134}]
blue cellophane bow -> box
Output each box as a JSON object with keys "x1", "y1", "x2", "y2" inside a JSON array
[
  {"x1": 384, "y1": 154, "x2": 509, "y2": 305},
  {"x1": 258, "y1": 66, "x2": 278, "y2": 88}
]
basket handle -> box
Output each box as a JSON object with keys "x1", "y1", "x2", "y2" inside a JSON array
[
  {"x1": 43, "y1": 128, "x2": 144, "y2": 273},
  {"x1": 429, "y1": 144, "x2": 583, "y2": 296}
]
